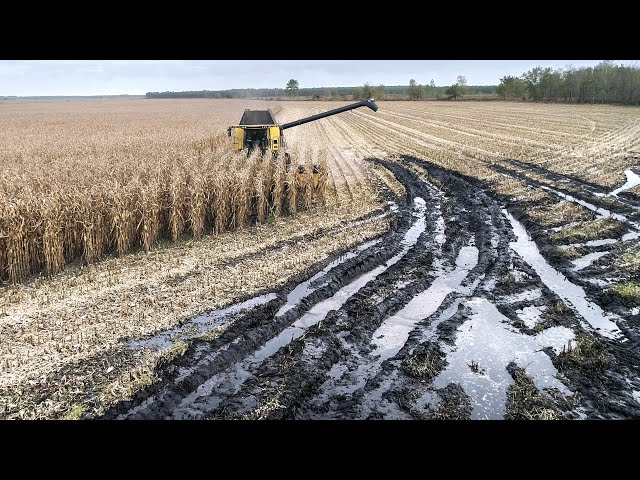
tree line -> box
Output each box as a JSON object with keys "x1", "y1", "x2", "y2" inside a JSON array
[
  {"x1": 497, "y1": 61, "x2": 640, "y2": 105},
  {"x1": 145, "y1": 83, "x2": 497, "y2": 101},
  {"x1": 145, "y1": 61, "x2": 640, "y2": 105}
]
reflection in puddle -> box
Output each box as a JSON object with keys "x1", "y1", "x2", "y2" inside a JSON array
[
  {"x1": 515, "y1": 305, "x2": 546, "y2": 328},
  {"x1": 609, "y1": 169, "x2": 640, "y2": 197},
  {"x1": 276, "y1": 239, "x2": 381, "y2": 317},
  {"x1": 432, "y1": 297, "x2": 573, "y2": 420},
  {"x1": 557, "y1": 239, "x2": 618, "y2": 250},
  {"x1": 505, "y1": 210, "x2": 623, "y2": 340},
  {"x1": 501, "y1": 288, "x2": 542, "y2": 304},
  {"x1": 535, "y1": 326, "x2": 575, "y2": 354},
  {"x1": 571, "y1": 251, "x2": 609, "y2": 271},
  {"x1": 118, "y1": 395, "x2": 157, "y2": 420},
  {"x1": 254, "y1": 197, "x2": 428, "y2": 364},
  {"x1": 540, "y1": 185, "x2": 640, "y2": 232},
  {"x1": 371, "y1": 244, "x2": 479, "y2": 357},
  {"x1": 434, "y1": 214, "x2": 446, "y2": 248},
  {"x1": 170, "y1": 197, "x2": 429, "y2": 418},
  {"x1": 587, "y1": 277, "x2": 622, "y2": 287},
  {"x1": 311, "y1": 240, "x2": 478, "y2": 417}
]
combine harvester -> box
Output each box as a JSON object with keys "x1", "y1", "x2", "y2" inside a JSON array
[{"x1": 227, "y1": 99, "x2": 379, "y2": 187}]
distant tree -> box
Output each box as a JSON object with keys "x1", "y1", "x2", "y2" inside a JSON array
[
  {"x1": 286, "y1": 79, "x2": 299, "y2": 95},
  {"x1": 354, "y1": 82, "x2": 375, "y2": 100},
  {"x1": 562, "y1": 66, "x2": 578, "y2": 103},
  {"x1": 445, "y1": 83, "x2": 464, "y2": 100},
  {"x1": 522, "y1": 67, "x2": 544, "y2": 101},
  {"x1": 426, "y1": 79, "x2": 437, "y2": 97},
  {"x1": 596, "y1": 60, "x2": 615, "y2": 104},
  {"x1": 539, "y1": 68, "x2": 563, "y2": 101},
  {"x1": 497, "y1": 75, "x2": 527, "y2": 100},
  {"x1": 362, "y1": 82, "x2": 375, "y2": 99},
  {"x1": 373, "y1": 84, "x2": 386, "y2": 100},
  {"x1": 408, "y1": 78, "x2": 423, "y2": 100},
  {"x1": 456, "y1": 75, "x2": 469, "y2": 96}
]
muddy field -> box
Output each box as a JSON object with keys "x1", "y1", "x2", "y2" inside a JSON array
[
  {"x1": 98, "y1": 156, "x2": 640, "y2": 420},
  {"x1": 2, "y1": 100, "x2": 639, "y2": 419}
]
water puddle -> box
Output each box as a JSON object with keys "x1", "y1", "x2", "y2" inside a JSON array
[
  {"x1": 127, "y1": 293, "x2": 277, "y2": 351},
  {"x1": 371, "y1": 244, "x2": 479, "y2": 358},
  {"x1": 411, "y1": 197, "x2": 427, "y2": 217},
  {"x1": 587, "y1": 277, "x2": 622, "y2": 287},
  {"x1": 505, "y1": 210, "x2": 623, "y2": 340},
  {"x1": 250, "y1": 197, "x2": 428, "y2": 365},
  {"x1": 301, "y1": 340, "x2": 326, "y2": 361},
  {"x1": 357, "y1": 370, "x2": 412, "y2": 419},
  {"x1": 434, "y1": 215, "x2": 446, "y2": 248},
  {"x1": 584, "y1": 239, "x2": 618, "y2": 247},
  {"x1": 173, "y1": 336, "x2": 242, "y2": 383},
  {"x1": 309, "y1": 241, "x2": 479, "y2": 413},
  {"x1": 509, "y1": 269, "x2": 530, "y2": 283},
  {"x1": 515, "y1": 305, "x2": 547, "y2": 329},
  {"x1": 483, "y1": 277, "x2": 496, "y2": 292},
  {"x1": 170, "y1": 196, "x2": 428, "y2": 418},
  {"x1": 534, "y1": 326, "x2": 576, "y2": 354},
  {"x1": 501, "y1": 288, "x2": 542, "y2": 304},
  {"x1": 556, "y1": 239, "x2": 618, "y2": 250},
  {"x1": 540, "y1": 185, "x2": 640, "y2": 231},
  {"x1": 609, "y1": 169, "x2": 640, "y2": 196},
  {"x1": 622, "y1": 231, "x2": 640, "y2": 241},
  {"x1": 571, "y1": 251, "x2": 609, "y2": 271},
  {"x1": 415, "y1": 390, "x2": 438, "y2": 413},
  {"x1": 421, "y1": 298, "x2": 465, "y2": 340},
  {"x1": 118, "y1": 395, "x2": 157, "y2": 419},
  {"x1": 432, "y1": 297, "x2": 573, "y2": 420},
  {"x1": 276, "y1": 239, "x2": 381, "y2": 317}
]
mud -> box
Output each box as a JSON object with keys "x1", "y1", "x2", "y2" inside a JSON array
[{"x1": 98, "y1": 156, "x2": 640, "y2": 420}]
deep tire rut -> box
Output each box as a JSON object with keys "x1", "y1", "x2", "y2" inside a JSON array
[{"x1": 99, "y1": 157, "x2": 640, "y2": 420}]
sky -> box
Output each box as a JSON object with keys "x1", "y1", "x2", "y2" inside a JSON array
[{"x1": 0, "y1": 60, "x2": 636, "y2": 96}]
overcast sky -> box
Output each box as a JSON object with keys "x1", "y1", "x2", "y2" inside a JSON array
[{"x1": 0, "y1": 60, "x2": 635, "y2": 96}]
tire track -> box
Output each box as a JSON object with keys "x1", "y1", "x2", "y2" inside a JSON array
[{"x1": 98, "y1": 157, "x2": 640, "y2": 420}]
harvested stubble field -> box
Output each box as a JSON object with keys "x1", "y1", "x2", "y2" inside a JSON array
[{"x1": 1, "y1": 98, "x2": 640, "y2": 420}]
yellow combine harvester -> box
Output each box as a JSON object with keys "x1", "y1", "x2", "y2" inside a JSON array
[{"x1": 227, "y1": 99, "x2": 379, "y2": 187}]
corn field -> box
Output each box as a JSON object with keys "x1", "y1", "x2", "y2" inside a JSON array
[
  {"x1": 0, "y1": 116, "x2": 328, "y2": 283},
  {"x1": 5, "y1": 98, "x2": 637, "y2": 284}
]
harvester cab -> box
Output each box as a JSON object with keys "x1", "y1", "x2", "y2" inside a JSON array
[{"x1": 226, "y1": 99, "x2": 379, "y2": 186}]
